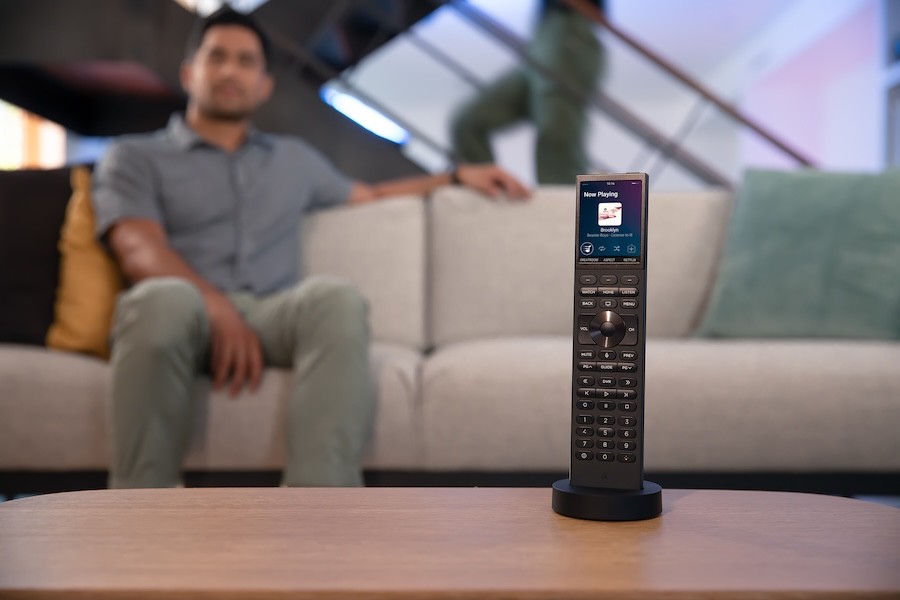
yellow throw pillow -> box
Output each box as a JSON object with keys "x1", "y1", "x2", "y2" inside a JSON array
[{"x1": 46, "y1": 166, "x2": 124, "y2": 359}]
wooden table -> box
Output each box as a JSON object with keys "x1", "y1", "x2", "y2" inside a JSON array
[{"x1": 1, "y1": 487, "x2": 898, "y2": 599}]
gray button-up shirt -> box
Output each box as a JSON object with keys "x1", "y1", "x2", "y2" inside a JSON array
[{"x1": 93, "y1": 114, "x2": 353, "y2": 295}]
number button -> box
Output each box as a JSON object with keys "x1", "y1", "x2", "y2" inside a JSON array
[
  {"x1": 618, "y1": 428, "x2": 637, "y2": 439},
  {"x1": 597, "y1": 452, "x2": 615, "y2": 462},
  {"x1": 597, "y1": 439, "x2": 615, "y2": 450},
  {"x1": 576, "y1": 427, "x2": 594, "y2": 437},
  {"x1": 598, "y1": 416, "x2": 616, "y2": 426},
  {"x1": 597, "y1": 427, "x2": 615, "y2": 438},
  {"x1": 576, "y1": 439, "x2": 594, "y2": 449},
  {"x1": 576, "y1": 415, "x2": 594, "y2": 425},
  {"x1": 619, "y1": 416, "x2": 637, "y2": 427}
]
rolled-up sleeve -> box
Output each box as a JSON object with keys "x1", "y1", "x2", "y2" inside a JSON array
[{"x1": 92, "y1": 141, "x2": 162, "y2": 239}]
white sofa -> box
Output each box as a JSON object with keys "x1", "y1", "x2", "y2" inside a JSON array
[{"x1": 2, "y1": 185, "x2": 899, "y2": 491}]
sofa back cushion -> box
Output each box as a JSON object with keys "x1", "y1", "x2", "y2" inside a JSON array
[
  {"x1": 0, "y1": 167, "x2": 71, "y2": 346},
  {"x1": 646, "y1": 189, "x2": 733, "y2": 337},
  {"x1": 428, "y1": 186, "x2": 733, "y2": 346},
  {"x1": 302, "y1": 196, "x2": 427, "y2": 350},
  {"x1": 429, "y1": 186, "x2": 575, "y2": 346}
]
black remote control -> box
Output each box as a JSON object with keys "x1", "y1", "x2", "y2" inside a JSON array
[{"x1": 570, "y1": 172, "x2": 649, "y2": 491}]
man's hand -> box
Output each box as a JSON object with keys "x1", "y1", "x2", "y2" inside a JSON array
[
  {"x1": 203, "y1": 292, "x2": 263, "y2": 397},
  {"x1": 454, "y1": 163, "x2": 531, "y2": 200},
  {"x1": 107, "y1": 218, "x2": 263, "y2": 396}
]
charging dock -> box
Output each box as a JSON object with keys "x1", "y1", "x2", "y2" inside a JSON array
[{"x1": 552, "y1": 479, "x2": 662, "y2": 521}]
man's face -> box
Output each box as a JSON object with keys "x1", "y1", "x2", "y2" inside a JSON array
[{"x1": 181, "y1": 25, "x2": 273, "y2": 121}]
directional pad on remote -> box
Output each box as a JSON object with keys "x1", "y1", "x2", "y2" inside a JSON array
[{"x1": 589, "y1": 310, "x2": 626, "y2": 348}]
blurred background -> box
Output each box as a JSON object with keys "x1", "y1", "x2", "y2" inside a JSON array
[{"x1": 0, "y1": 0, "x2": 893, "y2": 189}]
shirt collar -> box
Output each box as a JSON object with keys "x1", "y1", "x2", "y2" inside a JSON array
[{"x1": 166, "y1": 113, "x2": 274, "y2": 151}]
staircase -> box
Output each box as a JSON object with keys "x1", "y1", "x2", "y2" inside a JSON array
[{"x1": 0, "y1": 0, "x2": 813, "y2": 187}]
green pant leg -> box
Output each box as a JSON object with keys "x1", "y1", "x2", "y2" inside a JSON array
[
  {"x1": 234, "y1": 277, "x2": 375, "y2": 487},
  {"x1": 527, "y1": 7, "x2": 604, "y2": 183},
  {"x1": 530, "y1": 83, "x2": 593, "y2": 184},
  {"x1": 450, "y1": 69, "x2": 530, "y2": 164},
  {"x1": 107, "y1": 278, "x2": 209, "y2": 489}
]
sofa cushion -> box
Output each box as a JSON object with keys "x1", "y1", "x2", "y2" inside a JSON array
[
  {"x1": 0, "y1": 168, "x2": 71, "y2": 345},
  {"x1": 697, "y1": 169, "x2": 900, "y2": 340},
  {"x1": 418, "y1": 337, "x2": 900, "y2": 473},
  {"x1": 0, "y1": 344, "x2": 110, "y2": 469},
  {"x1": 420, "y1": 337, "x2": 572, "y2": 471},
  {"x1": 46, "y1": 166, "x2": 124, "y2": 358},
  {"x1": 428, "y1": 186, "x2": 733, "y2": 345},
  {"x1": 645, "y1": 189, "x2": 733, "y2": 337},
  {"x1": 0, "y1": 342, "x2": 423, "y2": 471},
  {"x1": 429, "y1": 186, "x2": 576, "y2": 347},
  {"x1": 303, "y1": 196, "x2": 426, "y2": 351},
  {"x1": 182, "y1": 342, "x2": 423, "y2": 471},
  {"x1": 644, "y1": 339, "x2": 900, "y2": 472}
]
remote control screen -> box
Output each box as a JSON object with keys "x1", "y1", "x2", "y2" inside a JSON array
[{"x1": 577, "y1": 178, "x2": 644, "y2": 264}]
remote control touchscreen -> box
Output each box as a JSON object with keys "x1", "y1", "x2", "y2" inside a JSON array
[{"x1": 578, "y1": 179, "x2": 643, "y2": 263}]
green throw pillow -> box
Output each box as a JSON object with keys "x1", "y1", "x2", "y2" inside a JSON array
[{"x1": 697, "y1": 168, "x2": 900, "y2": 340}]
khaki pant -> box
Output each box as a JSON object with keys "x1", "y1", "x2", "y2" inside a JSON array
[{"x1": 107, "y1": 276, "x2": 375, "y2": 488}]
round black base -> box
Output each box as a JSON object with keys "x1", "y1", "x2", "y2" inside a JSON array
[{"x1": 551, "y1": 479, "x2": 662, "y2": 521}]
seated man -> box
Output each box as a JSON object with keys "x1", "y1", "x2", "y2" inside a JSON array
[{"x1": 94, "y1": 7, "x2": 529, "y2": 489}]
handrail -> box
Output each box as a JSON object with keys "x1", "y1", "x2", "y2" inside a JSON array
[
  {"x1": 261, "y1": 0, "x2": 811, "y2": 186},
  {"x1": 560, "y1": 0, "x2": 816, "y2": 168},
  {"x1": 263, "y1": 24, "x2": 454, "y2": 161}
]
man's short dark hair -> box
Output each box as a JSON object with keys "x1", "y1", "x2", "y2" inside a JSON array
[{"x1": 185, "y1": 6, "x2": 272, "y2": 70}]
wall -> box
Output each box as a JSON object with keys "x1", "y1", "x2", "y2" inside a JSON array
[{"x1": 739, "y1": 0, "x2": 882, "y2": 173}]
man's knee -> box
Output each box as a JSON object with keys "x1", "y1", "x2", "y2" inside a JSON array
[
  {"x1": 308, "y1": 277, "x2": 367, "y2": 318},
  {"x1": 114, "y1": 278, "x2": 207, "y2": 350},
  {"x1": 294, "y1": 277, "x2": 369, "y2": 338}
]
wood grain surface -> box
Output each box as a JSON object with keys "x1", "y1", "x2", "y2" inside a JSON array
[{"x1": 1, "y1": 487, "x2": 898, "y2": 599}]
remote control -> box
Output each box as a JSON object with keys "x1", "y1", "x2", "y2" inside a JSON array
[{"x1": 570, "y1": 172, "x2": 649, "y2": 490}]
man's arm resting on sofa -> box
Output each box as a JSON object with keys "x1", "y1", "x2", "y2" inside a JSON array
[
  {"x1": 347, "y1": 163, "x2": 531, "y2": 204},
  {"x1": 107, "y1": 218, "x2": 262, "y2": 396}
]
